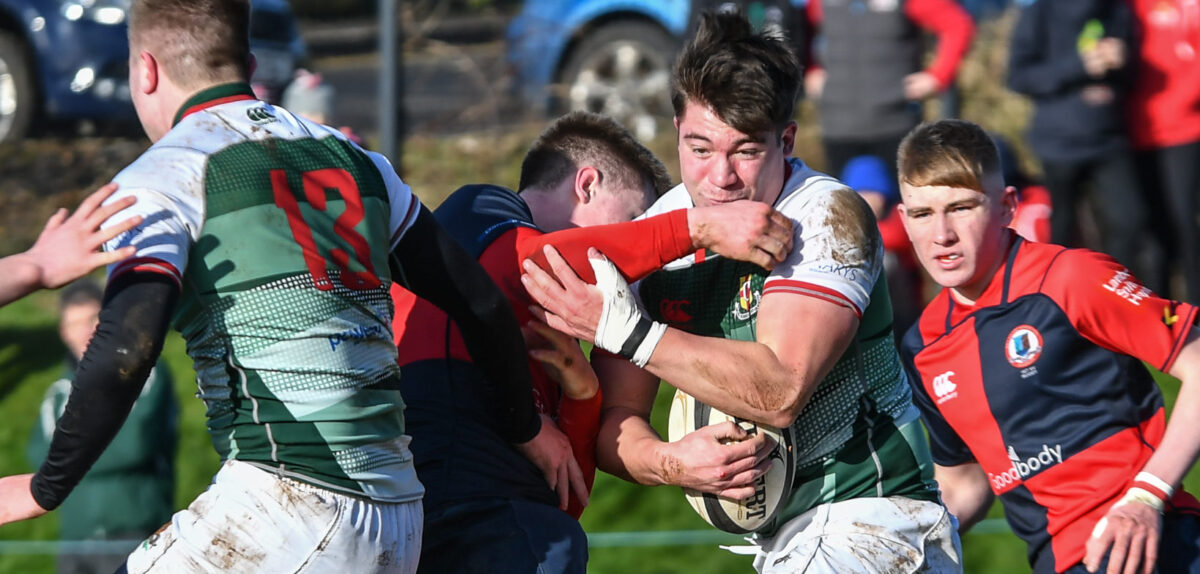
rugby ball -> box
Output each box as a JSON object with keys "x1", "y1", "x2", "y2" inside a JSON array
[{"x1": 667, "y1": 389, "x2": 795, "y2": 534}]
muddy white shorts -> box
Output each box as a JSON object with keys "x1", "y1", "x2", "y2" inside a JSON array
[
  {"x1": 124, "y1": 460, "x2": 422, "y2": 574},
  {"x1": 726, "y1": 496, "x2": 962, "y2": 574}
]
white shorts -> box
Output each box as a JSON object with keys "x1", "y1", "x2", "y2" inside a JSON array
[
  {"x1": 730, "y1": 496, "x2": 962, "y2": 574},
  {"x1": 124, "y1": 460, "x2": 422, "y2": 574}
]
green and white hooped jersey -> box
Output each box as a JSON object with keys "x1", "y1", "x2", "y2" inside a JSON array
[
  {"x1": 104, "y1": 84, "x2": 423, "y2": 502},
  {"x1": 636, "y1": 158, "x2": 939, "y2": 522}
]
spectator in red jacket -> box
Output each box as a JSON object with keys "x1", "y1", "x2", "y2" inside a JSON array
[{"x1": 1127, "y1": 0, "x2": 1200, "y2": 302}]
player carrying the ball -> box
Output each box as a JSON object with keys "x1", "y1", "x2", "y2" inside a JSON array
[{"x1": 522, "y1": 10, "x2": 962, "y2": 573}]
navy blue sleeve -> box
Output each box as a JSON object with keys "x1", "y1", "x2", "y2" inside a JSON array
[{"x1": 900, "y1": 330, "x2": 977, "y2": 467}]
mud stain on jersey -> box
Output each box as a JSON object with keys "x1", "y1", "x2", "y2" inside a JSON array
[{"x1": 820, "y1": 188, "x2": 879, "y2": 267}]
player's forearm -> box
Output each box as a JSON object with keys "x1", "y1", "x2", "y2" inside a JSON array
[
  {"x1": 935, "y1": 464, "x2": 994, "y2": 533},
  {"x1": 946, "y1": 488, "x2": 993, "y2": 534},
  {"x1": 31, "y1": 272, "x2": 177, "y2": 511},
  {"x1": 644, "y1": 329, "x2": 813, "y2": 428},
  {"x1": 1144, "y1": 335, "x2": 1200, "y2": 490},
  {"x1": 596, "y1": 406, "x2": 674, "y2": 486},
  {"x1": 518, "y1": 209, "x2": 693, "y2": 284},
  {"x1": 0, "y1": 252, "x2": 43, "y2": 307}
]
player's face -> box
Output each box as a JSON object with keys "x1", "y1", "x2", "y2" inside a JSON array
[
  {"x1": 59, "y1": 301, "x2": 101, "y2": 361},
  {"x1": 675, "y1": 101, "x2": 795, "y2": 208},
  {"x1": 899, "y1": 179, "x2": 1016, "y2": 304}
]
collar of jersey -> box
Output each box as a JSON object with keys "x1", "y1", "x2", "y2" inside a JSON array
[
  {"x1": 173, "y1": 82, "x2": 258, "y2": 127},
  {"x1": 945, "y1": 228, "x2": 1020, "y2": 321}
]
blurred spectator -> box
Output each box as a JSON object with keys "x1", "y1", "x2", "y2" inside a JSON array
[
  {"x1": 281, "y1": 68, "x2": 364, "y2": 145},
  {"x1": 802, "y1": 0, "x2": 974, "y2": 181},
  {"x1": 995, "y1": 133, "x2": 1053, "y2": 243},
  {"x1": 27, "y1": 280, "x2": 178, "y2": 574},
  {"x1": 1127, "y1": 0, "x2": 1200, "y2": 302},
  {"x1": 841, "y1": 155, "x2": 924, "y2": 338},
  {"x1": 1007, "y1": 0, "x2": 1151, "y2": 280}
]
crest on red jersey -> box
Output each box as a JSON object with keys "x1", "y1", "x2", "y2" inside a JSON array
[{"x1": 1005, "y1": 325, "x2": 1044, "y2": 368}]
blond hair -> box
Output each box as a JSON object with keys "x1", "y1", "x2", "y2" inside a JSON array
[{"x1": 897, "y1": 120, "x2": 1002, "y2": 195}]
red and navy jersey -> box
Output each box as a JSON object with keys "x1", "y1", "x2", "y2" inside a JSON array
[
  {"x1": 901, "y1": 232, "x2": 1200, "y2": 573},
  {"x1": 391, "y1": 184, "x2": 694, "y2": 518}
]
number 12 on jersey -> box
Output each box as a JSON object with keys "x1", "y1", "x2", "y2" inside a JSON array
[{"x1": 271, "y1": 168, "x2": 381, "y2": 291}]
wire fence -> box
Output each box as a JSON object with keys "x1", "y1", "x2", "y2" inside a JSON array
[{"x1": 0, "y1": 519, "x2": 1012, "y2": 555}]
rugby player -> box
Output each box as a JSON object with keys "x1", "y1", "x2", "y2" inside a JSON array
[
  {"x1": 521, "y1": 11, "x2": 962, "y2": 573},
  {"x1": 898, "y1": 119, "x2": 1200, "y2": 574},
  {"x1": 0, "y1": 0, "x2": 580, "y2": 571}
]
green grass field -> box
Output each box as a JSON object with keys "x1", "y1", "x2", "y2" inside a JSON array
[{"x1": 2, "y1": 281, "x2": 1196, "y2": 573}]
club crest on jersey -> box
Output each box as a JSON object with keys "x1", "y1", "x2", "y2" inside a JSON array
[
  {"x1": 246, "y1": 105, "x2": 277, "y2": 125},
  {"x1": 732, "y1": 275, "x2": 760, "y2": 321},
  {"x1": 1005, "y1": 325, "x2": 1043, "y2": 368}
]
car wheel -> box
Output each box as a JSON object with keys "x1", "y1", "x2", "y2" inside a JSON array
[
  {"x1": 558, "y1": 21, "x2": 678, "y2": 141},
  {"x1": 0, "y1": 31, "x2": 34, "y2": 144}
]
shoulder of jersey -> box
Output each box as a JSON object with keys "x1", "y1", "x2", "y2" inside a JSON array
[
  {"x1": 667, "y1": 389, "x2": 796, "y2": 534},
  {"x1": 776, "y1": 165, "x2": 854, "y2": 215},
  {"x1": 434, "y1": 184, "x2": 536, "y2": 258}
]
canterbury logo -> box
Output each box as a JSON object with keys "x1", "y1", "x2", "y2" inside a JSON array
[
  {"x1": 247, "y1": 106, "x2": 276, "y2": 124},
  {"x1": 932, "y1": 370, "x2": 957, "y2": 404},
  {"x1": 660, "y1": 299, "x2": 692, "y2": 324}
]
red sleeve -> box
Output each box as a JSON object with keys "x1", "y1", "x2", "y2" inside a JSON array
[
  {"x1": 558, "y1": 389, "x2": 601, "y2": 519},
  {"x1": 1044, "y1": 249, "x2": 1199, "y2": 373},
  {"x1": 904, "y1": 0, "x2": 975, "y2": 89},
  {"x1": 518, "y1": 209, "x2": 694, "y2": 284}
]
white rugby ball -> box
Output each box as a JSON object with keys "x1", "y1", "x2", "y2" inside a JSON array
[{"x1": 667, "y1": 388, "x2": 796, "y2": 534}]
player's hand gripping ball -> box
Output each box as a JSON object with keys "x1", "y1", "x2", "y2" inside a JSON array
[{"x1": 667, "y1": 389, "x2": 796, "y2": 534}]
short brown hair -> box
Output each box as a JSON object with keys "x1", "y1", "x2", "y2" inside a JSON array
[
  {"x1": 128, "y1": 0, "x2": 251, "y2": 90},
  {"x1": 671, "y1": 11, "x2": 800, "y2": 136},
  {"x1": 519, "y1": 111, "x2": 672, "y2": 197},
  {"x1": 897, "y1": 120, "x2": 1002, "y2": 195}
]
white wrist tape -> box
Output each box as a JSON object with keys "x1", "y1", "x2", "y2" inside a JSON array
[
  {"x1": 1135, "y1": 471, "x2": 1175, "y2": 499},
  {"x1": 1115, "y1": 487, "x2": 1166, "y2": 513},
  {"x1": 589, "y1": 253, "x2": 666, "y2": 368}
]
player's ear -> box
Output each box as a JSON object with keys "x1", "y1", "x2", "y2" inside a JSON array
[
  {"x1": 779, "y1": 121, "x2": 797, "y2": 156},
  {"x1": 138, "y1": 51, "x2": 159, "y2": 94},
  {"x1": 574, "y1": 166, "x2": 600, "y2": 204},
  {"x1": 999, "y1": 185, "x2": 1018, "y2": 225}
]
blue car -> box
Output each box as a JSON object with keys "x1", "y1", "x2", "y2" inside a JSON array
[
  {"x1": 0, "y1": 0, "x2": 306, "y2": 143},
  {"x1": 507, "y1": 0, "x2": 806, "y2": 140}
]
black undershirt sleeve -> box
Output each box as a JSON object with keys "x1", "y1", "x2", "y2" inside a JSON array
[
  {"x1": 29, "y1": 272, "x2": 179, "y2": 511},
  {"x1": 391, "y1": 205, "x2": 541, "y2": 444}
]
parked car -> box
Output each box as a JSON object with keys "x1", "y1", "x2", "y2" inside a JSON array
[
  {"x1": 506, "y1": 0, "x2": 805, "y2": 140},
  {"x1": 0, "y1": 0, "x2": 307, "y2": 143}
]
